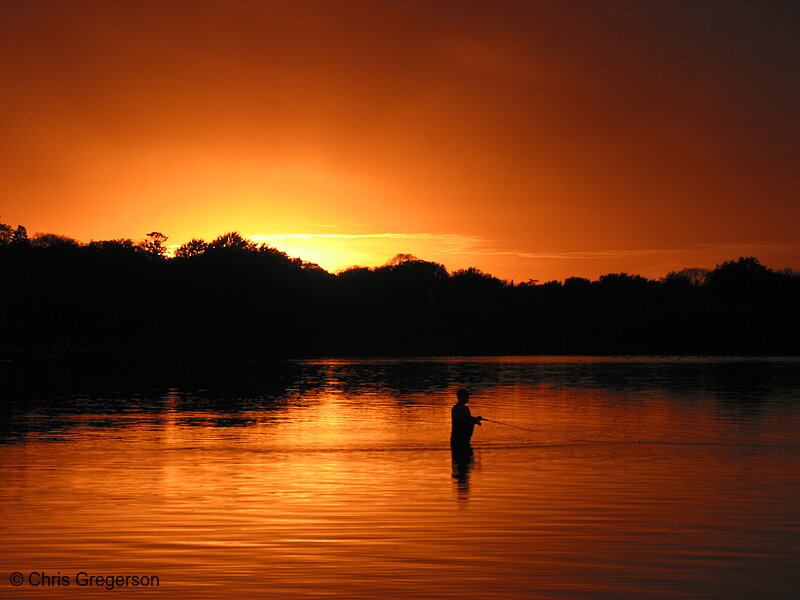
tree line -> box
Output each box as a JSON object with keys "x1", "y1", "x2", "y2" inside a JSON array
[{"x1": 1, "y1": 222, "x2": 799, "y2": 359}]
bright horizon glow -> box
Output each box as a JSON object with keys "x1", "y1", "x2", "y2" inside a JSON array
[
  {"x1": 245, "y1": 232, "x2": 487, "y2": 273},
  {"x1": 158, "y1": 230, "x2": 799, "y2": 282}
]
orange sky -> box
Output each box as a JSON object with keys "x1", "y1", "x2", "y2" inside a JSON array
[{"x1": 1, "y1": 0, "x2": 798, "y2": 282}]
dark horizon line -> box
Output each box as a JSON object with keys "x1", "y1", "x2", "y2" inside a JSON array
[{"x1": 3, "y1": 223, "x2": 799, "y2": 285}]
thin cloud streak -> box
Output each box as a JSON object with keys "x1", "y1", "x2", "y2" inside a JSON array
[
  {"x1": 248, "y1": 232, "x2": 486, "y2": 252},
  {"x1": 248, "y1": 233, "x2": 800, "y2": 263},
  {"x1": 462, "y1": 244, "x2": 800, "y2": 261}
]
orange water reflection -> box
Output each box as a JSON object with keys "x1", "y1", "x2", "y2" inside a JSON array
[{"x1": 2, "y1": 358, "x2": 799, "y2": 599}]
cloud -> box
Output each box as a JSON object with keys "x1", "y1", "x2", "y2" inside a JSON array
[
  {"x1": 248, "y1": 233, "x2": 800, "y2": 262},
  {"x1": 467, "y1": 243, "x2": 800, "y2": 261},
  {"x1": 247, "y1": 231, "x2": 487, "y2": 252}
]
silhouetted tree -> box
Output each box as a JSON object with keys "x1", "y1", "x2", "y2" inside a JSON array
[
  {"x1": 140, "y1": 231, "x2": 169, "y2": 258},
  {"x1": 30, "y1": 233, "x2": 79, "y2": 248},
  {"x1": 706, "y1": 257, "x2": 771, "y2": 292},
  {"x1": 663, "y1": 267, "x2": 709, "y2": 287},
  {"x1": 87, "y1": 238, "x2": 138, "y2": 253},
  {"x1": 174, "y1": 238, "x2": 208, "y2": 257},
  {"x1": 563, "y1": 277, "x2": 591, "y2": 290},
  {"x1": 12, "y1": 225, "x2": 28, "y2": 244},
  {"x1": 208, "y1": 231, "x2": 257, "y2": 252},
  {"x1": 384, "y1": 253, "x2": 419, "y2": 267},
  {"x1": 0, "y1": 222, "x2": 28, "y2": 245}
]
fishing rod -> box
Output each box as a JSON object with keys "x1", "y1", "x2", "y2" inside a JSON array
[{"x1": 480, "y1": 418, "x2": 538, "y2": 433}]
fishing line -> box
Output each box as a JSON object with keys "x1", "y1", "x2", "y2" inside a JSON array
[{"x1": 481, "y1": 418, "x2": 538, "y2": 433}]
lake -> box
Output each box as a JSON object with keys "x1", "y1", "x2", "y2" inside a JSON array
[{"x1": 2, "y1": 357, "x2": 799, "y2": 599}]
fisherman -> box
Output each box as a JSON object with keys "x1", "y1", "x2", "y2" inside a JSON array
[{"x1": 450, "y1": 388, "x2": 483, "y2": 446}]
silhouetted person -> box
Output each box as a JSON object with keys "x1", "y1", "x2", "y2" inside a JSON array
[{"x1": 450, "y1": 388, "x2": 482, "y2": 446}]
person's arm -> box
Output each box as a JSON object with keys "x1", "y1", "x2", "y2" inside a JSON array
[{"x1": 465, "y1": 406, "x2": 483, "y2": 425}]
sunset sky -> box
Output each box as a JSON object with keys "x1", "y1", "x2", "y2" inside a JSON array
[{"x1": 1, "y1": 0, "x2": 798, "y2": 282}]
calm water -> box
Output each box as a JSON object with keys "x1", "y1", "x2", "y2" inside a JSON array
[{"x1": 2, "y1": 357, "x2": 799, "y2": 599}]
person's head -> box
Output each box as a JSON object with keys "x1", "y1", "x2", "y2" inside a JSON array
[{"x1": 456, "y1": 388, "x2": 470, "y2": 404}]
